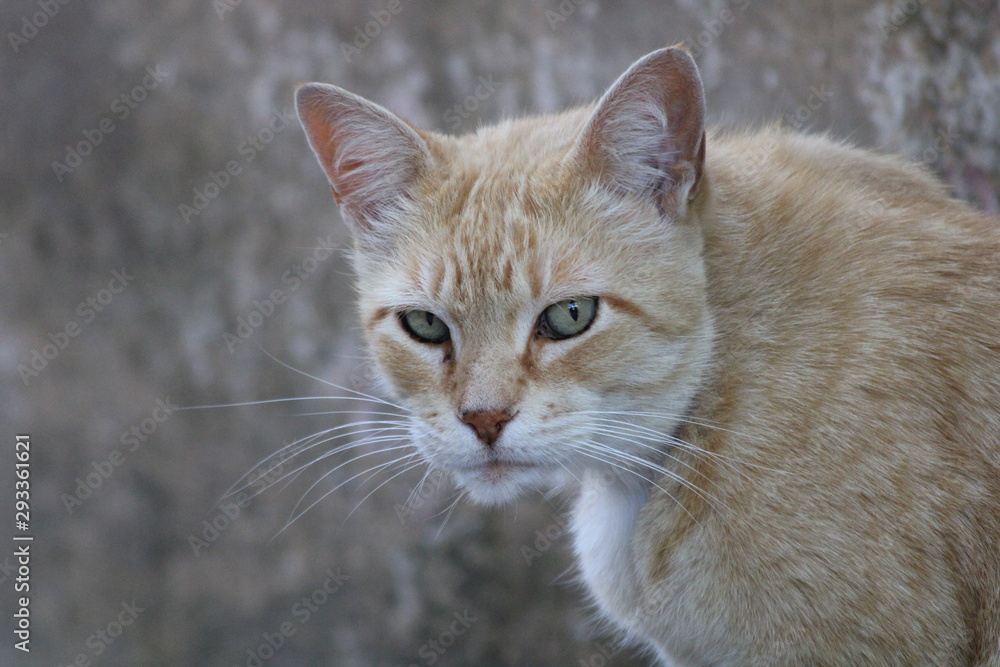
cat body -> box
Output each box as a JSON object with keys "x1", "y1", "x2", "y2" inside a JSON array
[
  {"x1": 296, "y1": 48, "x2": 1000, "y2": 665},
  {"x1": 587, "y1": 127, "x2": 1000, "y2": 665}
]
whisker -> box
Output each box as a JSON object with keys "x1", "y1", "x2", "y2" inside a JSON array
[
  {"x1": 574, "y1": 445, "x2": 701, "y2": 527},
  {"x1": 177, "y1": 395, "x2": 404, "y2": 412},
  {"x1": 585, "y1": 422, "x2": 748, "y2": 488},
  {"x1": 575, "y1": 409, "x2": 746, "y2": 438},
  {"x1": 255, "y1": 344, "x2": 409, "y2": 412},
  {"x1": 224, "y1": 421, "x2": 411, "y2": 499},
  {"x1": 239, "y1": 431, "x2": 411, "y2": 504},
  {"x1": 434, "y1": 487, "x2": 466, "y2": 539},
  {"x1": 579, "y1": 439, "x2": 723, "y2": 512},
  {"x1": 586, "y1": 427, "x2": 722, "y2": 497},
  {"x1": 221, "y1": 424, "x2": 346, "y2": 500},
  {"x1": 581, "y1": 414, "x2": 782, "y2": 475},
  {"x1": 276, "y1": 439, "x2": 415, "y2": 514},
  {"x1": 266, "y1": 432, "x2": 412, "y2": 498},
  {"x1": 587, "y1": 424, "x2": 714, "y2": 478},
  {"x1": 272, "y1": 451, "x2": 418, "y2": 541},
  {"x1": 402, "y1": 467, "x2": 437, "y2": 514},
  {"x1": 278, "y1": 409, "x2": 407, "y2": 419},
  {"x1": 344, "y1": 457, "x2": 427, "y2": 523},
  {"x1": 555, "y1": 459, "x2": 584, "y2": 488}
]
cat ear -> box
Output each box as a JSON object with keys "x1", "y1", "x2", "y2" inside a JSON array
[
  {"x1": 295, "y1": 83, "x2": 431, "y2": 234},
  {"x1": 574, "y1": 47, "x2": 706, "y2": 218}
]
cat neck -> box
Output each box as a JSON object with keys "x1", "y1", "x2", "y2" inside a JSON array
[{"x1": 570, "y1": 468, "x2": 651, "y2": 629}]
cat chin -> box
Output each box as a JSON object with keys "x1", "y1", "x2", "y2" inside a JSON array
[{"x1": 450, "y1": 465, "x2": 554, "y2": 506}]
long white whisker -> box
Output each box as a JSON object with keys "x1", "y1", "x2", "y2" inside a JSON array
[
  {"x1": 279, "y1": 409, "x2": 407, "y2": 419},
  {"x1": 344, "y1": 457, "x2": 426, "y2": 523},
  {"x1": 587, "y1": 424, "x2": 716, "y2": 480},
  {"x1": 272, "y1": 451, "x2": 417, "y2": 541},
  {"x1": 580, "y1": 438, "x2": 723, "y2": 512},
  {"x1": 584, "y1": 422, "x2": 747, "y2": 489},
  {"x1": 434, "y1": 488, "x2": 466, "y2": 539},
  {"x1": 574, "y1": 445, "x2": 700, "y2": 526},
  {"x1": 240, "y1": 432, "x2": 411, "y2": 504},
  {"x1": 177, "y1": 395, "x2": 405, "y2": 412},
  {"x1": 221, "y1": 424, "x2": 347, "y2": 500},
  {"x1": 555, "y1": 459, "x2": 584, "y2": 488},
  {"x1": 403, "y1": 467, "x2": 436, "y2": 514},
  {"x1": 269, "y1": 432, "x2": 412, "y2": 497},
  {"x1": 277, "y1": 439, "x2": 415, "y2": 514},
  {"x1": 225, "y1": 422, "x2": 410, "y2": 498},
  {"x1": 576, "y1": 409, "x2": 746, "y2": 437},
  {"x1": 255, "y1": 345, "x2": 409, "y2": 412},
  {"x1": 582, "y1": 414, "x2": 782, "y2": 475},
  {"x1": 587, "y1": 427, "x2": 720, "y2": 492}
]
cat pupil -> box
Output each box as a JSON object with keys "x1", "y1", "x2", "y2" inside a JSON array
[{"x1": 567, "y1": 301, "x2": 579, "y2": 321}]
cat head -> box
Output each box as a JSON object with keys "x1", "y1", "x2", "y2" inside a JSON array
[{"x1": 296, "y1": 47, "x2": 714, "y2": 504}]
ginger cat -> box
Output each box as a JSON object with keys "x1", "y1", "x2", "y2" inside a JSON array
[{"x1": 295, "y1": 47, "x2": 1000, "y2": 665}]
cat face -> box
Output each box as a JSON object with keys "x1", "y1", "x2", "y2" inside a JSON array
[{"x1": 297, "y1": 48, "x2": 714, "y2": 504}]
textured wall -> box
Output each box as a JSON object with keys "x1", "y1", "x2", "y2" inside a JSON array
[{"x1": 2, "y1": 1, "x2": 997, "y2": 665}]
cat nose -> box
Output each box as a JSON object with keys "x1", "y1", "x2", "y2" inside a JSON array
[{"x1": 460, "y1": 409, "x2": 515, "y2": 448}]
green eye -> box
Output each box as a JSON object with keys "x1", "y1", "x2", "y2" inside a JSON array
[
  {"x1": 400, "y1": 309, "x2": 450, "y2": 344},
  {"x1": 538, "y1": 297, "x2": 598, "y2": 340}
]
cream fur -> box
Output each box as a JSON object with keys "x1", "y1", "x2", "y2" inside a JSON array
[{"x1": 296, "y1": 48, "x2": 1000, "y2": 665}]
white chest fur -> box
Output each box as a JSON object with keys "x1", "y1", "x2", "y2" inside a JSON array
[{"x1": 570, "y1": 472, "x2": 648, "y2": 632}]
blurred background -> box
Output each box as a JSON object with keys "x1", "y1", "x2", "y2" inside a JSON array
[{"x1": 2, "y1": 1, "x2": 998, "y2": 665}]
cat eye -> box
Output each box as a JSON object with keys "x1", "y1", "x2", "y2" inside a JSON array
[
  {"x1": 538, "y1": 297, "x2": 598, "y2": 340},
  {"x1": 400, "y1": 309, "x2": 450, "y2": 344}
]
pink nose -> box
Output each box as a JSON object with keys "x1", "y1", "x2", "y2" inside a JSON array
[{"x1": 460, "y1": 409, "x2": 515, "y2": 448}]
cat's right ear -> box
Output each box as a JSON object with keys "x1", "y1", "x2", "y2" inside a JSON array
[
  {"x1": 295, "y1": 83, "x2": 431, "y2": 235},
  {"x1": 572, "y1": 47, "x2": 706, "y2": 220}
]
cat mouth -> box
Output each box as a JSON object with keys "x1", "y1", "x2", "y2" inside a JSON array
[
  {"x1": 456, "y1": 458, "x2": 538, "y2": 481},
  {"x1": 448, "y1": 457, "x2": 552, "y2": 504},
  {"x1": 460, "y1": 459, "x2": 536, "y2": 472}
]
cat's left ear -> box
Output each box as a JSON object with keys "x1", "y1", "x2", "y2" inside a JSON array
[{"x1": 573, "y1": 47, "x2": 706, "y2": 219}]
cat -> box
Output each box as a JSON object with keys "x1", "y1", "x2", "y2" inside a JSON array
[{"x1": 294, "y1": 46, "x2": 1000, "y2": 665}]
